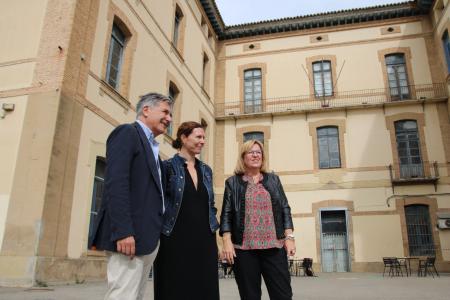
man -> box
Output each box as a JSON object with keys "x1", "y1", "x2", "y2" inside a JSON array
[{"x1": 89, "y1": 92, "x2": 173, "y2": 300}]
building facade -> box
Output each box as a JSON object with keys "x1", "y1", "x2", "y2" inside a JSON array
[{"x1": 0, "y1": 0, "x2": 450, "y2": 286}]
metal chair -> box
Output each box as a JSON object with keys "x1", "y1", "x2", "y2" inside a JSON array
[
  {"x1": 382, "y1": 257, "x2": 403, "y2": 277},
  {"x1": 301, "y1": 258, "x2": 315, "y2": 276},
  {"x1": 418, "y1": 256, "x2": 439, "y2": 278},
  {"x1": 397, "y1": 258, "x2": 409, "y2": 276}
]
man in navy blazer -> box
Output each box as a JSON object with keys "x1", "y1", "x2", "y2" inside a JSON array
[{"x1": 89, "y1": 92, "x2": 173, "y2": 300}]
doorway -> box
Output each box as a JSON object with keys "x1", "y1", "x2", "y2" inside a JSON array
[{"x1": 320, "y1": 210, "x2": 349, "y2": 272}]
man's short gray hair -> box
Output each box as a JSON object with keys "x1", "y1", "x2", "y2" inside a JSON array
[{"x1": 136, "y1": 92, "x2": 174, "y2": 118}]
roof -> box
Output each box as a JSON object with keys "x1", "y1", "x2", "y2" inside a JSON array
[{"x1": 199, "y1": 0, "x2": 434, "y2": 40}]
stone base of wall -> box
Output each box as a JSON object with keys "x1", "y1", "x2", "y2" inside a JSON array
[
  {"x1": 0, "y1": 255, "x2": 107, "y2": 287},
  {"x1": 35, "y1": 256, "x2": 107, "y2": 285}
]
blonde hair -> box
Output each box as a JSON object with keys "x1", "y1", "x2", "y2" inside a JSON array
[{"x1": 234, "y1": 140, "x2": 267, "y2": 175}]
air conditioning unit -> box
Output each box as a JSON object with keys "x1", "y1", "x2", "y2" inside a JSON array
[{"x1": 437, "y1": 219, "x2": 450, "y2": 229}]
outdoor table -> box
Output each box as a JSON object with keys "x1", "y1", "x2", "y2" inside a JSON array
[
  {"x1": 397, "y1": 257, "x2": 419, "y2": 276},
  {"x1": 288, "y1": 259, "x2": 303, "y2": 276}
]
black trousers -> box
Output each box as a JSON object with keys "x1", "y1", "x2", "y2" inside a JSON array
[{"x1": 233, "y1": 248, "x2": 292, "y2": 300}]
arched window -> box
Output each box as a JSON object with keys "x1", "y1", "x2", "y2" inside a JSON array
[
  {"x1": 199, "y1": 119, "x2": 208, "y2": 161},
  {"x1": 244, "y1": 131, "x2": 264, "y2": 144},
  {"x1": 244, "y1": 69, "x2": 262, "y2": 113},
  {"x1": 385, "y1": 53, "x2": 410, "y2": 100},
  {"x1": 317, "y1": 126, "x2": 340, "y2": 169},
  {"x1": 405, "y1": 205, "x2": 435, "y2": 256},
  {"x1": 313, "y1": 60, "x2": 333, "y2": 97},
  {"x1": 167, "y1": 82, "x2": 180, "y2": 137},
  {"x1": 106, "y1": 23, "x2": 126, "y2": 89},
  {"x1": 202, "y1": 53, "x2": 210, "y2": 93},
  {"x1": 173, "y1": 5, "x2": 184, "y2": 50},
  {"x1": 442, "y1": 30, "x2": 450, "y2": 73},
  {"x1": 395, "y1": 120, "x2": 423, "y2": 178}
]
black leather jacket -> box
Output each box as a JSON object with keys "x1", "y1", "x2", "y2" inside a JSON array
[{"x1": 219, "y1": 172, "x2": 294, "y2": 245}]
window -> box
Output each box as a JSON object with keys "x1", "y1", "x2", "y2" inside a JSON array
[
  {"x1": 243, "y1": 131, "x2": 264, "y2": 144},
  {"x1": 244, "y1": 69, "x2": 262, "y2": 113},
  {"x1": 405, "y1": 205, "x2": 435, "y2": 256},
  {"x1": 106, "y1": 24, "x2": 126, "y2": 89},
  {"x1": 167, "y1": 83, "x2": 179, "y2": 137},
  {"x1": 442, "y1": 31, "x2": 450, "y2": 73},
  {"x1": 202, "y1": 53, "x2": 210, "y2": 93},
  {"x1": 317, "y1": 126, "x2": 341, "y2": 169},
  {"x1": 313, "y1": 60, "x2": 333, "y2": 97},
  {"x1": 395, "y1": 120, "x2": 423, "y2": 178},
  {"x1": 385, "y1": 54, "x2": 410, "y2": 100},
  {"x1": 173, "y1": 6, "x2": 184, "y2": 48},
  {"x1": 200, "y1": 119, "x2": 208, "y2": 161},
  {"x1": 88, "y1": 157, "x2": 106, "y2": 248}
]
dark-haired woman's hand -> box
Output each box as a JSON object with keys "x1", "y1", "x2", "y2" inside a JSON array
[
  {"x1": 222, "y1": 233, "x2": 236, "y2": 264},
  {"x1": 284, "y1": 239, "x2": 296, "y2": 257}
]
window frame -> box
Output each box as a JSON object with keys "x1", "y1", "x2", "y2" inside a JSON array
[
  {"x1": 101, "y1": 3, "x2": 137, "y2": 100},
  {"x1": 243, "y1": 68, "x2": 263, "y2": 113},
  {"x1": 243, "y1": 131, "x2": 264, "y2": 144},
  {"x1": 378, "y1": 48, "x2": 416, "y2": 102},
  {"x1": 202, "y1": 52, "x2": 210, "y2": 94},
  {"x1": 313, "y1": 60, "x2": 333, "y2": 98},
  {"x1": 172, "y1": 4, "x2": 185, "y2": 56},
  {"x1": 385, "y1": 113, "x2": 430, "y2": 179},
  {"x1": 317, "y1": 126, "x2": 341, "y2": 169},
  {"x1": 394, "y1": 120, "x2": 424, "y2": 178},
  {"x1": 442, "y1": 30, "x2": 450, "y2": 74},
  {"x1": 106, "y1": 23, "x2": 126, "y2": 90},
  {"x1": 88, "y1": 157, "x2": 106, "y2": 249},
  {"x1": 385, "y1": 53, "x2": 410, "y2": 100},
  {"x1": 309, "y1": 119, "x2": 347, "y2": 171},
  {"x1": 167, "y1": 82, "x2": 180, "y2": 138}
]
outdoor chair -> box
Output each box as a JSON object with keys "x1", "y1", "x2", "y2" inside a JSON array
[
  {"x1": 288, "y1": 259, "x2": 296, "y2": 276},
  {"x1": 397, "y1": 258, "x2": 409, "y2": 276},
  {"x1": 382, "y1": 257, "x2": 403, "y2": 277},
  {"x1": 301, "y1": 258, "x2": 315, "y2": 277},
  {"x1": 418, "y1": 256, "x2": 439, "y2": 278}
]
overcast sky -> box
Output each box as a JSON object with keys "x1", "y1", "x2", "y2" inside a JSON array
[{"x1": 215, "y1": 0, "x2": 409, "y2": 26}]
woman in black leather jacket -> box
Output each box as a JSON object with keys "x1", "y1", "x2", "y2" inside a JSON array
[{"x1": 220, "y1": 140, "x2": 295, "y2": 300}]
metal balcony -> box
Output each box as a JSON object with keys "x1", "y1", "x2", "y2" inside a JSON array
[
  {"x1": 214, "y1": 83, "x2": 448, "y2": 119},
  {"x1": 388, "y1": 161, "x2": 439, "y2": 192}
]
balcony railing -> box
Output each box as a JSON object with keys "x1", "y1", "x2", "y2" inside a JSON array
[
  {"x1": 215, "y1": 83, "x2": 448, "y2": 118},
  {"x1": 388, "y1": 161, "x2": 439, "y2": 192}
]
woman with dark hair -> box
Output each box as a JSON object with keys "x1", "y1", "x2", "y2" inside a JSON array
[
  {"x1": 154, "y1": 121, "x2": 220, "y2": 300},
  {"x1": 221, "y1": 139, "x2": 295, "y2": 300}
]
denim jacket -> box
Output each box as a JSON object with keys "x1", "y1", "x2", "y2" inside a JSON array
[{"x1": 161, "y1": 154, "x2": 220, "y2": 236}]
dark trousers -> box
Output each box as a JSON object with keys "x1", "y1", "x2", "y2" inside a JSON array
[{"x1": 233, "y1": 248, "x2": 292, "y2": 300}]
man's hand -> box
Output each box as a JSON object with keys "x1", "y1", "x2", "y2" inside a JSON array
[{"x1": 116, "y1": 236, "x2": 136, "y2": 259}]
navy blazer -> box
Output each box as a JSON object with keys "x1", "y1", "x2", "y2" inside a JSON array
[{"x1": 89, "y1": 122, "x2": 165, "y2": 255}]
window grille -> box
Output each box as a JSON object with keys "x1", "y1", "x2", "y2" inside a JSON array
[{"x1": 405, "y1": 205, "x2": 435, "y2": 256}]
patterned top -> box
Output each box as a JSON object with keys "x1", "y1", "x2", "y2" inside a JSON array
[{"x1": 234, "y1": 174, "x2": 284, "y2": 250}]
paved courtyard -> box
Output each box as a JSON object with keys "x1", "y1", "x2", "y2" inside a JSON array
[{"x1": 0, "y1": 273, "x2": 449, "y2": 299}]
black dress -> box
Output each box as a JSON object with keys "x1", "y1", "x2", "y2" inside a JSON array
[{"x1": 154, "y1": 162, "x2": 219, "y2": 300}]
